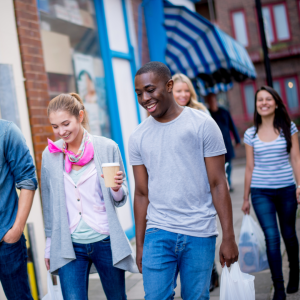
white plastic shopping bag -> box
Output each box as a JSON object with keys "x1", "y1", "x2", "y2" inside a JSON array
[
  {"x1": 220, "y1": 262, "x2": 255, "y2": 300},
  {"x1": 238, "y1": 215, "x2": 269, "y2": 273},
  {"x1": 42, "y1": 271, "x2": 63, "y2": 300}
]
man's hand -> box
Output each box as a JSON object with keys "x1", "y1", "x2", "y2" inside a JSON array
[
  {"x1": 205, "y1": 155, "x2": 239, "y2": 268},
  {"x1": 132, "y1": 165, "x2": 149, "y2": 274},
  {"x1": 45, "y1": 258, "x2": 50, "y2": 271},
  {"x1": 219, "y1": 237, "x2": 239, "y2": 268},
  {"x1": 3, "y1": 226, "x2": 23, "y2": 244},
  {"x1": 136, "y1": 246, "x2": 143, "y2": 273}
]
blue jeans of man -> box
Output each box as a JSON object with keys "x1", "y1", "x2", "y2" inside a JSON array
[
  {"x1": 58, "y1": 236, "x2": 126, "y2": 300},
  {"x1": 251, "y1": 185, "x2": 299, "y2": 288},
  {"x1": 0, "y1": 234, "x2": 33, "y2": 300},
  {"x1": 142, "y1": 228, "x2": 216, "y2": 300}
]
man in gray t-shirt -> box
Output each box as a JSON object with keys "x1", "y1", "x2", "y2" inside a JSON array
[{"x1": 129, "y1": 62, "x2": 238, "y2": 300}]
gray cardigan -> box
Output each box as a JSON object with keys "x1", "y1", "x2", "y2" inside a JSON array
[{"x1": 41, "y1": 135, "x2": 138, "y2": 275}]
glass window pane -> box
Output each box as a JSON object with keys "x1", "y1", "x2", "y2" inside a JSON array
[
  {"x1": 232, "y1": 11, "x2": 248, "y2": 46},
  {"x1": 262, "y1": 7, "x2": 274, "y2": 43},
  {"x1": 284, "y1": 78, "x2": 299, "y2": 110},
  {"x1": 244, "y1": 84, "x2": 255, "y2": 116},
  {"x1": 273, "y1": 80, "x2": 282, "y2": 97},
  {"x1": 38, "y1": 0, "x2": 112, "y2": 138},
  {"x1": 273, "y1": 4, "x2": 290, "y2": 41}
]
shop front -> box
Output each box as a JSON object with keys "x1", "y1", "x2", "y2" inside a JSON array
[{"x1": 36, "y1": 0, "x2": 141, "y2": 240}]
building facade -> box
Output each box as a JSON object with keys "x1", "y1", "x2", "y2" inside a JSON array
[
  {"x1": 1, "y1": 0, "x2": 149, "y2": 297},
  {"x1": 199, "y1": 0, "x2": 300, "y2": 135}
]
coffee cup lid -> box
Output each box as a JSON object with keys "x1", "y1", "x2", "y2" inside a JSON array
[{"x1": 101, "y1": 163, "x2": 120, "y2": 167}]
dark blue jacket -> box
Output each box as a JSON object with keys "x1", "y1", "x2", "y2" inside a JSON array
[
  {"x1": 0, "y1": 120, "x2": 37, "y2": 241},
  {"x1": 209, "y1": 107, "x2": 241, "y2": 161}
]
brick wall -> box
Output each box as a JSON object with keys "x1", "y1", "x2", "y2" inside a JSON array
[
  {"x1": 131, "y1": 0, "x2": 150, "y2": 67},
  {"x1": 14, "y1": 0, "x2": 54, "y2": 183}
]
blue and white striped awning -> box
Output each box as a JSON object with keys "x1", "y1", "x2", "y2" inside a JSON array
[{"x1": 164, "y1": 1, "x2": 256, "y2": 95}]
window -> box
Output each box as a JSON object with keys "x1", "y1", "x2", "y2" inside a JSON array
[
  {"x1": 231, "y1": 10, "x2": 249, "y2": 47},
  {"x1": 37, "y1": 0, "x2": 112, "y2": 138},
  {"x1": 262, "y1": 3, "x2": 290, "y2": 44},
  {"x1": 242, "y1": 83, "x2": 256, "y2": 118},
  {"x1": 273, "y1": 77, "x2": 299, "y2": 112}
]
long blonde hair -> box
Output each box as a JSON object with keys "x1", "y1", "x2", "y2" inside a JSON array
[
  {"x1": 47, "y1": 93, "x2": 90, "y2": 131},
  {"x1": 172, "y1": 73, "x2": 207, "y2": 112}
]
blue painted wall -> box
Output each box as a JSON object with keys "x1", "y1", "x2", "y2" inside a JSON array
[{"x1": 142, "y1": 0, "x2": 167, "y2": 63}]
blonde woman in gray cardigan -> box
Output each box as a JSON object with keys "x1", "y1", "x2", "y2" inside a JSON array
[{"x1": 41, "y1": 93, "x2": 138, "y2": 300}]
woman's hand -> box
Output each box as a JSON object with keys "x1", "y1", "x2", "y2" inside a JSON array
[
  {"x1": 296, "y1": 187, "x2": 300, "y2": 204},
  {"x1": 101, "y1": 171, "x2": 123, "y2": 192},
  {"x1": 45, "y1": 258, "x2": 50, "y2": 271},
  {"x1": 242, "y1": 200, "x2": 251, "y2": 215}
]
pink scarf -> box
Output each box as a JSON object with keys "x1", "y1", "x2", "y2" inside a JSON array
[{"x1": 47, "y1": 130, "x2": 94, "y2": 173}]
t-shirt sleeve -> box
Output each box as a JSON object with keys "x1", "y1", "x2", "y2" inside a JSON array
[
  {"x1": 128, "y1": 134, "x2": 143, "y2": 165},
  {"x1": 202, "y1": 117, "x2": 227, "y2": 157},
  {"x1": 291, "y1": 122, "x2": 298, "y2": 136},
  {"x1": 244, "y1": 128, "x2": 254, "y2": 147}
]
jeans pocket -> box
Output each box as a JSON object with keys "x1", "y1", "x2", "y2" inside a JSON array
[
  {"x1": 101, "y1": 236, "x2": 110, "y2": 243},
  {"x1": 145, "y1": 228, "x2": 160, "y2": 235},
  {"x1": 2, "y1": 234, "x2": 23, "y2": 246}
]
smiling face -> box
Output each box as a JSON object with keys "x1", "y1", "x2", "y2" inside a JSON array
[
  {"x1": 256, "y1": 90, "x2": 277, "y2": 117},
  {"x1": 134, "y1": 72, "x2": 174, "y2": 119},
  {"x1": 173, "y1": 81, "x2": 191, "y2": 107},
  {"x1": 49, "y1": 110, "x2": 84, "y2": 144}
]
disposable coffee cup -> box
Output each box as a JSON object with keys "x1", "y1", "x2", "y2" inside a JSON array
[{"x1": 101, "y1": 163, "x2": 120, "y2": 187}]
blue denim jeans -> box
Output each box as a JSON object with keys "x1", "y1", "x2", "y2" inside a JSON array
[
  {"x1": 142, "y1": 228, "x2": 216, "y2": 300},
  {"x1": 0, "y1": 234, "x2": 33, "y2": 300},
  {"x1": 251, "y1": 185, "x2": 299, "y2": 288},
  {"x1": 58, "y1": 236, "x2": 126, "y2": 300}
]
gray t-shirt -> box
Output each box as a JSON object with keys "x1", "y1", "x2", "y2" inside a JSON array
[{"x1": 128, "y1": 107, "x2": 226, "y2": 237}]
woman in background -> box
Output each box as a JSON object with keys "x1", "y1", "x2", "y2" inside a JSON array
[
  {"x1": 172, "y1": 73, "x2": 210, "y2": 115},
  {"x1": 242, "y1": 86, "x2": 300, "y2": 300}
]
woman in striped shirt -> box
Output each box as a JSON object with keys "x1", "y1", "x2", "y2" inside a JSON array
[{"x1": 242, "y1": 86, "x2": 300, "y2": 300}]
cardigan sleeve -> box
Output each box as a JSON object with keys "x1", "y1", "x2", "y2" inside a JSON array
[{"x1": 41, "y1": 150, "x2": 53, "y2": 238}]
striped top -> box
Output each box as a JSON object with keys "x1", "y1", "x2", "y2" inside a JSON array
[{"x1": 244, "y1": 122, "x2": 298, "y2": 189}]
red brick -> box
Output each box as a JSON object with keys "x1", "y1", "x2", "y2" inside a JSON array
[
  {"x1": 29, "y1": 108, "x2": 48, "y2": 117},
  {"x1": 14, "y1": 9, "x2": 39, "y2": 23},
  {"x1": 14, "y1": 0, "x2": 51, "y2": 187},
  {"x1": 31, "y1": 126, "x2": 54, "y2": 135},
  {"x1": 21, "y1": 45, "x2": 43, "y2": 56},
  {"x1": 16, "y1": 19, "x2": 40, "y2": 31},
  {"x1": 23, "y1": 62, "x2": 45, "y2": 73},
  {"x1": 18, "y1": 27, "x2": 41, "y2": 39},
  {"x1": 26, "y1": 81, "x2": 48, "y2": 90}
]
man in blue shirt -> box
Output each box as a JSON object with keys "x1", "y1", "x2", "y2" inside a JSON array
[
  {"x1": 207, "y1": 93, "x2": 241, "y2": 191},
  {"x1": 0, "y1": 119, "x2": 37, "y2": 299}
]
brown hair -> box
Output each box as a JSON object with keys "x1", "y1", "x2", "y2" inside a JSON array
[
  {"x1": 47, "y1": 93, "x2": 90, "y2": 131},
  {"x1": 172, "y1": 73, "x2": 208, "y2": 112}
]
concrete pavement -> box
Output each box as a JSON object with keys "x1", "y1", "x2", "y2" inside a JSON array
[{"x1": 88, "y1": 164, "x2": 300, "y2": 300}]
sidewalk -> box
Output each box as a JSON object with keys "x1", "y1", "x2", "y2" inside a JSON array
[{"x1": 88, "y1": 165, "x2": 300, "y2": 300}]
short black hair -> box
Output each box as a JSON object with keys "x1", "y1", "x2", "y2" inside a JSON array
[{"x1": 135, "y1": 61, "x2": 172, "y2": 82}]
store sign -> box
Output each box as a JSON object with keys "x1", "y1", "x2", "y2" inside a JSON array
[{"x1": 52, "y1": 0, "x2": 83, "y2": 25}]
